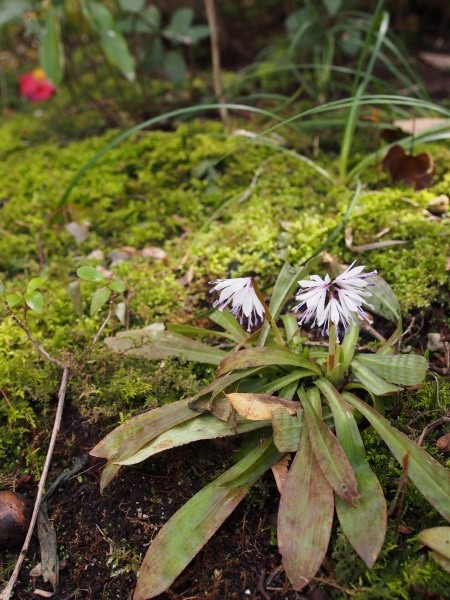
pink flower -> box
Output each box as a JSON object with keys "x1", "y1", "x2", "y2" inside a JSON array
[
  {"x1": 294, "y1": 262, "x2": 377, "y2": 338},
  {"x1": 209, "y1": 277, "x2": 265, "y2": 331},
  {"x1": 19, "y1": 68, "x2": 55, "y2": 102}
]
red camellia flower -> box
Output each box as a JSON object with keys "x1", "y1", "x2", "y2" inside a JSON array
[{"x1": 19, "y1": 68, "x2": 55, "y2": 102}]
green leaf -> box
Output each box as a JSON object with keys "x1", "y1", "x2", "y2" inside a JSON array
[
  {"x1": 258, "y1": 262, "x2": 307, "y2": 346},
  {"x1": 186, "y1": 24, "x2": 210, "y2": 44},
  {"x1": 315, "y1": 379, "x2": 386, "y2": 567},
  {"x1": 209, "y1": 309, "x2": 247, "y2": 343},
  {"x1": 341, "y1": 323, "x2": 359, "y2": 372},
  {"x1": 24, "y1": 291, "x2": 44, "y2": 313},
  {"x1": 77, "y1": 266, "x2": 105, "y2": 283},
  {"x1": 418, "y1": 527, "x2": 450, "y2": 560},
  {"x1": 39, "y1": 11, "x2": 64, "y2": 85},
  {"x1": 90, "y1": 286, "x2": 111, "y2": 316},
  {"x1": 188, "y1": 367, "x2": 265, "y2": 409},
  {"x1": 133, "y1": 438, "x2": 279, "y2": 600},
  {"x1": 323, "y1": 0, "x2": 342, "y2": 16},
  {"x1": 301, "y1": 389, "x2": 359, "y2": 504},
  {"x1": 27, "y1": 277, "x2": 46, "y2": 293},
  {"x1": 91, "y1": 398, "x2": 197, "y2": 462},
  {"x1": 0, "y1": 0, "x2": 31, "y2": 27},
  {"x1": 217, "y1": 347, "x2": 320, "y2": 377},
  {"x1": 354, "y1": 353, "x2": 428, "y2": 386},
  {"x1": 351, "y1": 359, "x2": 401, "y2": 395},
  {"x1": 105, "y1": 327, "x2": 227, "y2": 365},
  {"x1": 118, "y1": 0, "x2": 145, "y2": 13},
  {"x1": 277, "y1": 427, "x2": 334, "y2": 590},
  {"x1": 368, "y1": 274, "x2": 402, "y2": 324},
  {"x1": 108, "y1": 280, "x2": 126, "y2": 293},
  {"x1": 118, "y1": 413, "x2": 269, "y2": 466},
  {"x1": 272, "y1": 409, "x2": 302, "y2": 452},
  {"x1": 83, "y1": 1, "x2": 136, "y2": 81},
  {"x1": 343, "y1": 392, "x2": 450, "y2": 522},
  {"x1": 6, "y1": 293, "x2": 22, "y2": 308},
  {"x1": 256, "y1": 369, "x2": 314, "y2": 395},
  {"x1": 163, "y1": 50, "x2": 187, "y2": 86},
  {"x1": 163, "y1": 7, "x2": 193, "y2": 41}
]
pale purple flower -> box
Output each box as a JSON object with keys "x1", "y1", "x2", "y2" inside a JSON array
[
  {"x1": 209, "y1": 277, "x2": 265, "y2": 331},
  {"x1": 293, "y1": 262, "x2": 377, "y2": 338}
]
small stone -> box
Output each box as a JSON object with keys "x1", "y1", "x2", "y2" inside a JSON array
[
  {"x1": 87, "y1": 249, "x2": 105, "y2": 261},
  {"x1": 427, "y1": 194, "x2": 449, "y2": 216},
  {"x1": 140, "y1": 246, "x2": 167, "y2": 260},
  {"x1": 427, "y1": 332, "x2": 445, "y2": 352},
  {"x1": 0, "y1": 491, "x2": 32, "y2": 549},
  {"x1": 436, "y1": 433, "x2": 450, "y2": 453}
]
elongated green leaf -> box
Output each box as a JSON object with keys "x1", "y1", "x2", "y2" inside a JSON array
[
  {"x1": 0, "y1": 0, "x2": 31, "y2": 26},
  {"x1": 278, "y1": 427, "x2": 334, "y2": 590},
  {"x1": 418, "y1": 527, "x2": 450, "y2": 560},
  {"x1": 367, "y1": 274, "x2": 401, "y2": 324},
  {"x1": 217, "y1": 347, "x2": 320, "y2": 377},
  {"x1": 259, "y1": 262, "x2": 307, "y2": 346},
  {"x1": 343, "y1": 392, "x2": 450, "y2": 522},
  {"x1": 209, "y1": 309, "x2": 247, "y2": 343},
  {"x1": 315, "y1": 379, "x2": 386, "y2": 567},
  {"x1": 341, "y1": 323, "x2": 359, "y2": 372},
  {"x1": 256, "y1": 369, "x2": 312, "y2": 394},
  {"x1": 90, "y1": 286, "x2": 111, "y2": 315},
  {"x1": 272, "y1": 409, "x2": 302, "y2": 452},
  {"x1": 90, "y1": 398, "x2": 197, "y2": 462},
  {"x1": 99, "y1": 460, "x2": 121, "y2": 492},
  {"x1": 105, "y1": 327, "x2": 227, "y2": 365},
  {"x1": 118, "y1": 413, "x2": 269, "y2": 466},
  {"x1": 133, "y1": 439, "x2": 279, "y2": 600},
  {"x1": 189, "y1": 367, "x2": 264, "y2": 409},
  {"x1": 218, "y1": 437, "x2": 282, "y2": 488},
  {"x1": 351, "y1": 359, "x2": 401, "y2": 395},
  {"x1": 301, "y1": 390, "x2": 359, "y2": 504},
  {"x1": 40, "y1": 11, "x2": 64, "y2": 85},
  {"x1": 83, "y1": 1, "x2": 136, "y2": 81},
  {"x1": 354, "y1": 353, "x2": 427, "y2": 386},
  {"x1": 24, "y1": 290, "x2": 43, "y2": 313}
]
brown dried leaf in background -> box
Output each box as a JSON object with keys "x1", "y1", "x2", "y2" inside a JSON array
[{"x1": 382, "y1": 144, "x2": 435, "y2": 190}]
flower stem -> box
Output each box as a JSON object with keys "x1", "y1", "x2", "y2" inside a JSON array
[
  {"x1": 328, "y1": 323, "x2": 337, "y2": 372},
  {"x1": 252, "y1": 281, "x2": 285, "y2": 347}
]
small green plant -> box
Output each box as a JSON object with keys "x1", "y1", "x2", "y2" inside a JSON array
[
  {"x1": 91, "y1": 259, "x2": 449, "y2": 599},
  {"x1": 75, "y1": 266, "x2": 126, "y2": 338}
]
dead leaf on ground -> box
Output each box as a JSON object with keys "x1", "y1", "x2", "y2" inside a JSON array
[
  {"x1": 393, "y1": 118, "x2": 449, "y2": 135},
  {"x1": 382, "y1": 144, "x2": 435, "y2": 190},
  {"x1": 345, "y1": 227, "x2": 407, "y2": 253},
  {"x1": 419, "y1": 52, "x2": 450, "y2": 71},
  {"x1": 226, "y1": 393, "x2": 301, "y2": 421},
  {"x1": 271, "y1": 454, "x2": 291, "y2": 493}
]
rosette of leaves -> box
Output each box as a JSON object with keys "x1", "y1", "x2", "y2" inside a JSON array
[{"x1": 91, "y1": 263, "x2": 450, "y2": 600}]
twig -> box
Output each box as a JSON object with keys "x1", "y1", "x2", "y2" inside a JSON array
[
  {"x1": 3, "y1": 302, "x2": 65, "y2": 369},
  {"x1": 416, "y1": 416, "x2": 450, "y2": 447},
  {"x1": 0, "y1": 367, "x2": 70, "y2": 600},
  {"x1": 203, "y1": 0, "x2": 229, "y2": 128},
  {"x1": 92, "y1": 303, "x2": 113, "y2": 345}
]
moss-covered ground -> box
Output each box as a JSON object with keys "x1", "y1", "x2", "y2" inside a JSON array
[{"x1": 0, "y1": 102, "x2": 449, "y2": 599}]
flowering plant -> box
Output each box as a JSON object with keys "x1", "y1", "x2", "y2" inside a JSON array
[
  {"x1": 91, "y1": 259, "x2": 449, "y2": 600},
  {"x1": 19, "y1": 68, "x2": 56, "y2": 102}
]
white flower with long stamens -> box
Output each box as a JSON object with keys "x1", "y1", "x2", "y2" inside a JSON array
[
  {"x1": 293, "y1": 262, "x2": 377, "y2": 338},
  {"x1": 209, "y1": 277, "x2": 265, "y2": 331}
]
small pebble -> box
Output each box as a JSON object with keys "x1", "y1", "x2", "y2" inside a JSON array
[
  {"x1": 427, "y1": 194, "x2": 449, "y2": 216},
  {"x1": 427, "y1": 332, "x2": 445, "y2": 352},
  {"x1": 0, "y1": 491, "x2": 32, "y2": 549}
]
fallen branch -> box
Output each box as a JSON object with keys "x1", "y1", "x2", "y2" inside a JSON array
[{"x1": 0, "y1": 367, "x2": 70, "y2": 600}]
